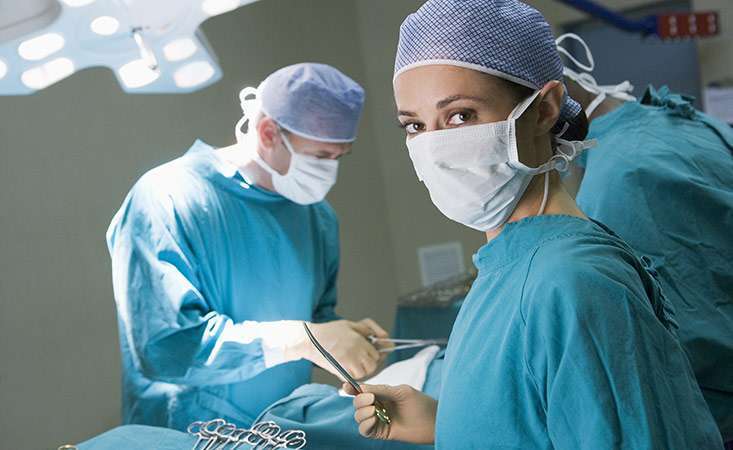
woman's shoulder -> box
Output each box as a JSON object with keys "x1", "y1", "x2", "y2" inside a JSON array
[{"x1": 521, "y1": 224, "x2": 649, "y2": 321}]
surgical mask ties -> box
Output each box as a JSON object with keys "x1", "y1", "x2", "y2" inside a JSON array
[
  {"x1": 556, "y1": 33, "x2": 636, "y2": 117},
  {"x1": 234, "y1": 87, "x2": 339, "y2": 205},
  {"x1": 406, "y1": 90, "x2": 596, "y2": 232}
]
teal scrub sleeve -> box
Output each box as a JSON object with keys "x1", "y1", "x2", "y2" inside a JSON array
[
  {"x1": 311, "y1": 207, "x2": 340, "y2": 324},
  {"x1": 107, "y1": 184, "x2": 269, "y2": 387}
]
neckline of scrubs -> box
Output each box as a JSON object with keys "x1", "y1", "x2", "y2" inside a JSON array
[
  {"x1": 186, "y1": 139, "x2": 288, "y2": 203},
  {"x1": 473, "y1": 214, "x2": 595, "y2": 273}
]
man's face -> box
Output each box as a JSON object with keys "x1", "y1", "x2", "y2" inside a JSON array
[{"x1": 258, "y1": 117, "x2": 352, "y2": 175}]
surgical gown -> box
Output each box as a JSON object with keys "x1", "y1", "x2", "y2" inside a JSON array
[
  {"x1": 106, "y1": 140, "x2": 340, "y2": 430},
  {"x1": 576, "y1": 86, "x2": 733, "y2": 439},
  {"x1": 436, "y1": 215, "x2": 723, "y2": 449}
]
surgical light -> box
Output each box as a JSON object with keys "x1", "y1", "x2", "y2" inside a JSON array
[
  {"x1": 202, "y1": 0, "x2": 240, "y2": 16},
  {"x1": 18, "y1": 33, "x2": 65, "y2": 61},
  {"x1": 60, "y1": 0, "x2": 96, "y2": 7},
  {"x1": 163, "y1": 38, "x2": 197, "y2": 62},
  {"x1": 21, "y1": 57, "x2": 74, "y2": 89},
  {"x1": 0, "y1": 0, "x2": 263, "y2": 95},
  {"x1": 118, "y1": 59, "x2": 160, "y2": 88},
  {"x1": 174, "y1": 60, "x2": 215, "y2": 88},
  {"x1": 90, "y1": 16, "x2": 120, "y2": 36}
]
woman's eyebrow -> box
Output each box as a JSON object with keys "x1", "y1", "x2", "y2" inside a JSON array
[
  {"x1": 436, "y1": 94, "x2": 488, "y2": 109},
  {"x1": 397, "y1": 94, "x2": 488, "y2": 117}
]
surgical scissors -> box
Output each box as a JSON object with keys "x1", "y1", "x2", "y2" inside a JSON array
[{"x1": 369, "y1": 336, "x2": 448, "y2": 352}]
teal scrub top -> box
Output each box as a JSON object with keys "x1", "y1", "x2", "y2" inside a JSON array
[
  {"x1": 576, "y1": 86, "x2": 733, "y2": 439},
  {"x1": 436, "y1": 215, "x2": 723, "y2": 449},
  {"x1": 106, "y1": 140, "x2": 340, "y2": 430}
]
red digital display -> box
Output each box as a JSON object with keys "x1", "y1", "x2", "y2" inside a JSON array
[{"x1": 657, "y1": 11, "x2": 720, "y2": 39}]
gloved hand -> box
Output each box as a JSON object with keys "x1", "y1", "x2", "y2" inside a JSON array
[
  {"x1": 289, "y1": 319, "x2": 389, "y2": 380},
  {"x1": 344, "y1": 383, "x2": 437, "y2": 444}
]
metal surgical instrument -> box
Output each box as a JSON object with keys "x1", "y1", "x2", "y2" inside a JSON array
[
  {"x1": 369, "y1": 336, "x2": 448, "y2": 353},
  {"x1": 302, "y1": 322, "x2": 392, "y2": 426}
]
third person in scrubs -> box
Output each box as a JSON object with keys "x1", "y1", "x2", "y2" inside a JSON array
[{"x1": 558, "y1": 34, "x2": 733, "y2": 442}]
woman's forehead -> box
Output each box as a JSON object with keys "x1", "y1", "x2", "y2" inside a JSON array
[{"x1": 394, "y1": 65, "x2": 504, "y2": 109}]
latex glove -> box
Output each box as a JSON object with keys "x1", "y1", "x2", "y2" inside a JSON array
[
  {"x1": 289, "y1": 319, "x2": 388, "y2": 380},
  {"x1": 344, "y1": 383, "x2": 437, "y2": 444}
]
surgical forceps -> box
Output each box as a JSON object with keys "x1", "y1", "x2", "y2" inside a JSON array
[
  {"x1": 303, "y1": 322, "x2": 392, "y2": 426},
  {"x1": 369, "y1": 336, "x2": 448, "y2": 353}
]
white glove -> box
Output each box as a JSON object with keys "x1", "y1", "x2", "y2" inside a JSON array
[
  {"x1": 293, "y1": 319, "x2": 388, "y2": 380},
  {"x1": 221, "y1": 318, "x2": 389, "y2": 379}
]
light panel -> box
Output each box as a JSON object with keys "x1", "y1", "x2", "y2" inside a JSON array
[
  {"x1": 0, "y1": 0, "x2": 263, "y2": 95},
  {"x1": 118, "y1": 59, "x2": 160, "y2": 88},
  {"x1": 202, "y1": 0, "x2": 240, "y2": 16},
  {"x1": 90, "y1": 16, "x2": 120, "y2": 36},
  {"x1": 21, "y1": 57, "x2": 74, "y2": 89},
  {"x1": 174, "y1": 60, "x2": 215, "y2": 88},
  {"x1": 18, "y1": 33, "x2": 65, "y2": 61},
  {"x1": 163, "y1": 38, "x2": 197, "y2": 62},
  {"x1": 59, "y1": 0, "x2": 96, "y2": 7}
]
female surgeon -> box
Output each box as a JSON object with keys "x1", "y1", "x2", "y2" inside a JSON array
[{"x1": 344, "y1": 1, "x2": 725, "y2": 448}]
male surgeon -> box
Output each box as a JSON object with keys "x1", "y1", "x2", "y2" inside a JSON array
[{"x1": 106, "y1": 63, "x2": 388, "y2": 430}]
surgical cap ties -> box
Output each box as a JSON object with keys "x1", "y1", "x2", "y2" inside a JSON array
[
  {"x1": 234, "y1": 86, "x2": 262, "y2": 145},
  {"x1": 556, "y1": 33, "x2": 636, "y2": 117}
]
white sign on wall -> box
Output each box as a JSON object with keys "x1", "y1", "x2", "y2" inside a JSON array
[
  {"x1": 704, "y1": 86, "x2": 733, "y2": 124},
  {"x1": 418, "y1": 242, "x2": 465, "y2": 288}
]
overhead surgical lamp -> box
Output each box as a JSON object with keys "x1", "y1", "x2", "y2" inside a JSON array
[{"x1": 0, "y1": 0, "x2": 261, "y2": 95}]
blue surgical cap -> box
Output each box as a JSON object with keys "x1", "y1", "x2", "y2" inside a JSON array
[
  {"x1": 258, "y1": 63, "x2": 365, "y2": 143},
  {"x1": 394, "y1": 0, "x2": 582, "y2": 131}
]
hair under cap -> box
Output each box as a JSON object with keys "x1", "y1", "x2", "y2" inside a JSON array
[
  {"x1": 394, "y1": 0, "x2": 584, "y2": 136},
  {"x1": 258, "y1": 63, "x2": 366, "y2": 143}
]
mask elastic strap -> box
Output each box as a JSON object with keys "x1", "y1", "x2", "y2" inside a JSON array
[
  {"x1": 586, "y1": 91, "x2": 607, "y2": 117},
  {"x1": 279, "y1": 131, "x2": 296, "y2": 157},
  {"x1": 556, "y1": 121, "x2": 571, "y2": 139},
  {"x1": 554, "y1": 137, "x2": 598, "y2": 168},
  {"x1": 249, "y1": 147, "x2": 278, "y2": 177},
  {"x1": 530, "y1": 137, "x2": 597, "y2": 176},
  {"x1": 537, "y1": 172, "x2": 550, "y2": 216},
  {"x1": 536, "y1": 136, "x2": 596, "y2": 216},
  {"x1": 251, "y1": 129, "x2": 297, "y2": 178},
  {"x1": 509, "y1": 89, "x2": 543, "y2": 120}
]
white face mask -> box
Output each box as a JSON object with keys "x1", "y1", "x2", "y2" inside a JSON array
[
  {"x1": 406, "y1": 90, "x2": 596, "y2": 231},
  {"x1": 250, "y1": 132, "x2": 339, "y2": 205},
  {"x1": 555, "y1": 33, "x2": 636, "y2": 117}
]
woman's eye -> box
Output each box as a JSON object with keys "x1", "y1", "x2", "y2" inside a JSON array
[
  {"x1": 448, "y1": 112, "x2": 473, "y2": 125},
  {"x1": 404, "y1": 123, "x2": 422, "y2": 134}
]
